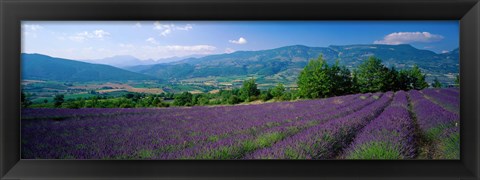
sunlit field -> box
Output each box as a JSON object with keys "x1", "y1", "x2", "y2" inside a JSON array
[{"x1": 22, "y1": 88, "x2": 459, "y2": 160}]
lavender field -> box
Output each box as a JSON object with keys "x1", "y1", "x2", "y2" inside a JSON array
[{"x1": 21, "y1": 88, "x2": 460, "y2": 160}]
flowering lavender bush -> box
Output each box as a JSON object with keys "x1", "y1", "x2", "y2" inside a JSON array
[
  {"x1": 421, "y1": 89, "x2": 459, "y2": 114},
  {"x1": 22, "y1": 88, "x2": 459, "y2": 160},
  {"x1": 246, "y1": 92, "x2": 392, "y2": 159},
  {"x1": 408, "y1": 90, "x2": 459, "y2": 159},
  {"x1": 343, "y1": 91, "x2": 416, "y2": 159}
]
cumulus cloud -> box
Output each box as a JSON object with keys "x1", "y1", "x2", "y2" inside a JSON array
[
  {"x1": 229, "y1": 37, "x2": 247, "y2": 44},
  {"x1": 153, "y1": 22, "x2": 193, "y2": 36},
  {"x1": 68, "y1": 30, "x2": 110, "y2": 42},
  {"x1": 146, "y1": 37, "x2": 159, "y2": 45},
  {"x1": 374, "y1": 32, "x2": 444, "y2": 45}
]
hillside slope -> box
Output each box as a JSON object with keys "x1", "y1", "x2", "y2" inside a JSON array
[
  {"x1": 22, "y1": 53, "x2": 156, "y2": 82},
  {"x1": 128, "y1": 44, "x2": 459, "y2": 84}
]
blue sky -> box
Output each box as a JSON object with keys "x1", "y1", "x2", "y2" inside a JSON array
[{"x1": 22, "y1": 21, "x2": 459, "y2": 62}]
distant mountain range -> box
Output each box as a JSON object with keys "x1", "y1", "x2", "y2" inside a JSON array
[
  {"x1": 22, "y1": 54, "x2": 155, "y2": 82},
  {"x1": 126, "y1": 44, "x2": 459, "y2": 84},
  {"x1": 22, "y1": 44, "x2": 459, "y2": 84},
  {"x1": 81, "y1": 54, "x2": 204, "y2": 68}
]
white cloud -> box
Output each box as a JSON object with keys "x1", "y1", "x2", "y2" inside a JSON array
[
  {"x1": 160, "y1": 29, "x2": 172, "y2": 36},
  {"x1": 68, "y1": 30, "x2": 110, "y2": 42},
  {"x1": 374, "y1": 32, "x2": 444, "y2": 45},
  {"x1": 153, "y1": 22, "x2": 193, "y2": 36},
  {"x1": 176, "y1": 24, "x2": 193, "y2": 31},
  {"x1": 441, "y1": 50, "x2": 450, "y2": 54},
  {"x1": 22, "y1": 24, "x2": 43, "y2": 31},
  {"x1": 22, "y1": 24, "x2": 44, "y2": 38},
  {"x1": 229, "y1": 37, "x2": 247, "y2": 44},
  {"x1": 146, "y1": 37, "x2": 159, "y2": 45},
  {"x1": 225, "y1": 48, "x2": 235, "y2": 53},
  {"x1": 93, "y1": 30, "x2": 110, "y2": 38},
  {"x1": 153, "y1": 22, "x2": 173, "y2": 30},
  {"x1": 134, "y1": 22, "x2": 142, "y2": 28}
]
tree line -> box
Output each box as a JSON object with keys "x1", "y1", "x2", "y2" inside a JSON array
[{"x1": 297, "y1": 55, "x2": 432, "y2": 98}]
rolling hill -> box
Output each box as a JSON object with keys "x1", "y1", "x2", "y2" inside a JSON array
[
  {"x1": 127, "y1": 44, "x2": 459, "y2": 84},
  {"x1": 22, "y1": 44, "x2": 459, "y2": 85},
  {"x1": 22, "y1": 53, "x2": 156, "y2": 82}
]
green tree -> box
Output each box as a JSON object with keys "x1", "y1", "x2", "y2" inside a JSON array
[
  {"x1": 260, "y1": 89, "x2": 273, "y2": 101},
  {"x1": 454, "y1": 74, "x2": 460, "y2": 87},
  {"x1": 173, "y1": 92, "x2": 193, "y2": 106},
  {"x1": 197, "y1": 96, "x2": 210, "y2": 105},
  {"x1": 282, "y1": 91, "x2": 294, "y2": 101},
  {"x1": 385, "y1": 66, "x2": 399, "y2": 91},
  {"x1": 227, "y1": 95, "x2": 242, "y2": 104},
  {"x1": 240, "y1": 78, "x2": 260, "y2": 101},
  {"x1": 351, "y1": 70, "x2": 360, "y2": 94},
  {"x1": 271, "y1": 83, "x2": 285, "y2": 100},
  {"x1": 62, "y1": 101, "x2": 81, "y2": 109},
  {"x1": 356, "y1": 56, "x2": 390, "y2": 93},
  {"x1": 396, "y1": 70, "x2": 412, "y2": 91},
  {"x1": 329, "y1": 60, "x2": 354, "y2": 95},
  {"x1": 152, "y1": 97, "x2": 161, "y2": 107},
  {"x1": 297, "y1": 55, "x2": 333, "y2": 98},
  {"x1": 53, "y1": 94, "x2": 65, "y2": 107},
  {"x1": 409, "y1": 65, "x2": 429, "y2": 90},
  {"x1": 21, "y1": 92, "x2": 32, "y2": 108},
  {"x1": 432, "y1": 77, "x2": 443, "y2": 88}
]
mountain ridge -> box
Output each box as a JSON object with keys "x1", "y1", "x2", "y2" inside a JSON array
[
  {"x1": 82, "y1": 54, "x2": 205, "y2": 68},
  {"x1": 126, "y1": 44, "x2": 458, "y2": 84},
  {"x1": 22, "y1": 44, "x2": 459, "y2": 85},
  {"x1": 22, "y1": 53, "x2": 156, "y2": 82}
]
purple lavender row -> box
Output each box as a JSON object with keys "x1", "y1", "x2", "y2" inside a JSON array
[
  {"x1": 408, "y1": 90, "x2": 459, "y2": 131},
  {"x1": 140, "y1": 95, "x2": 363, "y2": 158},
  {"x1": 160, "y1": 93, "x2": 379, "y2": 159},
  {"x1": 21, "y1": 108, "x2": 164, "y2": 119},
  {"x1": 22, "y1": 93, "x2": 359, "y2": 156},
  {"x1": 342, "y1": 91, "x2": 416, "y2": 159},
  {"x1": 191, "y1": 94, "x2": 362, "y2": 139},
  {"x1": 246, "y1": 92, "x2": 393, "y2": 159},
  {"x1": 159, "y1": 95, "x2": 380, "y2": 159},
  {"x1": 421, "y1": 89, "x2": 459, "y2": 114},
  {"x1": 180, "y1": 94, "x2": 378, "y2": 159},
  {"x1": 438, "y1": 88, "x2": 459, "y2": 98},
  {"x1": 408, "y1": 90, "x2": 459, "y2": 159},
  {"x1": 145, "y1": 94, "x2": 365, "y2": 154},
  {"x1": 22, "y1": 94, "x2": 363, "y2": 159}
]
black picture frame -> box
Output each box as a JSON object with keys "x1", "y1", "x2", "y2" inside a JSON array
[{"x1": 1, "y1": 0, "x2": 479, "y2": 179}]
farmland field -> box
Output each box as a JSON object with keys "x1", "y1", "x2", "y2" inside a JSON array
[{"x1": 21, "y1": 88, "x2": 459, "y2": 160}]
